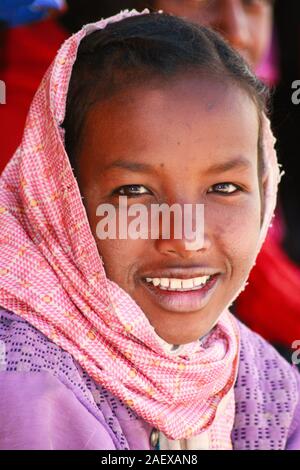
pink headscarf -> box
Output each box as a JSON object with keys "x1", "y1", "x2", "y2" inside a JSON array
[{"x1": 0, "y1": 10, "x2": 281, "y2": 446}]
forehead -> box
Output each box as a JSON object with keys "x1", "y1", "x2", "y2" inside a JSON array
[{"x1": 79, "y1": 75, "x2": 259, "y2": 171}]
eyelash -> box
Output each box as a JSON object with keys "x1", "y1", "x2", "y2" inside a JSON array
[
  {"x1": 112, "y1": 183, "x2": 243, "y2": 197},
  {"x1": 207, "y1": 182, "x2": 242, "y2": 195},
  {"x1": 112, "y1": 185, "x2": 152, "y2": 197}
]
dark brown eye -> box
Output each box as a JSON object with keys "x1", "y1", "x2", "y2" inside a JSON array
[
  {"x1": 208, "y1": 183, "x2": 241, "y2": 194},
  {"x1": 113, "y1": 185, "x2": 152, "y2": 197}
]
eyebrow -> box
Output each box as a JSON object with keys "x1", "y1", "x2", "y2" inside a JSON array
[
  {"x1": 102, "y1": 159, "x2": 156, "y2": 174},
  {"x1": 102, "y1": 156, "x2": 252, "y2": 175},
  {"x1": 205, "y1": 156, "x2": 252, "y2": 174}
]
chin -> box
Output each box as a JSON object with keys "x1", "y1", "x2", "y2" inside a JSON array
[{"x1": 152, "y1": 316, "x2": 213, "y2": 346}]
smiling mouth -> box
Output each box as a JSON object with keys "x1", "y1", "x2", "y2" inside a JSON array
[
  {"x1": 141, "y1": 273, "x2": 222, "y2": 313},
  {"x1": 145, "y1": 275, "x2": 213, "y2": 291}
]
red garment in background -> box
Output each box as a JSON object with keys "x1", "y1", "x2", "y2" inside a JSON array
[
  {"x1": 0, "y1": 18, "x2": 67, "y2": 173},
  {"x1": 236, "y1": 210, "x2": 300, "y2": 347},
  {"x1": 0, "y1": 19, "x2": 300, "y2": 349}
]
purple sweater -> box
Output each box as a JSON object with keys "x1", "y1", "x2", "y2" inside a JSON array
[{"x1": 0, "y1": 307, "x2": 299, "y2": 450}]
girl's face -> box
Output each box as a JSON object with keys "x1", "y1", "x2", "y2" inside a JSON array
[
  {"x1": 155, "y1": 0, "x2": 273, "y2": 68},
  {"x1": 77, "y1": 76, "x2": 262, "y2": 344}
]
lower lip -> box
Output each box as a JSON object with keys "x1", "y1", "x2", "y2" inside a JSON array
[{"x1": 141, "y1": 274, "x2": 221, "y2": 313}]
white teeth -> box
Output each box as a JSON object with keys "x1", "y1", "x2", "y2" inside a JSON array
[
  {"x1": 170, "y1": 279, "x2": 182, "y2": 289},
  {"x1": 145, "y1": 275, "x2": 213, "y2": 291},
  {"x1": 160, "y1": 278, "x2": 170, "y2": 288},
  {"x1": 181, "y1": 279, "x2": 194, "y2": 289},
  {"x1": 193, "y1": 276, "x2": 210, "y2": 287}
]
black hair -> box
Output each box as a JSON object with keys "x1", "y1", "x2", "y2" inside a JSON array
[{"x1": 63, "y1": 12, "x2": 268, "y2": 186}]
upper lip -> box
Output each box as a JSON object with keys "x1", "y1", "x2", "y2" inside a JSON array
[{"x1": 141, "y1": 267, "x2": 222, "y2": 280}]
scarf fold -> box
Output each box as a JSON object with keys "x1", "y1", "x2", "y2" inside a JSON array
[{"x1": 0, "y1": 9, "x2": 281, "y2": 445}]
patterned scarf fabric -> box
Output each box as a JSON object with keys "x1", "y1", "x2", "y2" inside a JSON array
[{"x1": 0, "y1": 9, "x2": 281, "y2": 445}]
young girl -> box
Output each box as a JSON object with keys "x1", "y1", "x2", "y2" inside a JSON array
[
  {"x1": 139, "y1": 1, "x2": 300, "y2": 357},
  {"x1": 0, "y1": 9, "x2": 299, "y2": 450}
]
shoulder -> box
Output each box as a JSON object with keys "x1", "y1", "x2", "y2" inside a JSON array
[
  {"x1": 0, "y1": 369, "x2": 119, "y2": 450},
  {"x1": 237, "y1": 319, "x2": 299, "y2": 386},
  {"x1": 0, "y1": 307, "x2": 78, "y2": 378},
  {"x1": 0, "y1": 307, "x2": 102, "y2": 418},
  {"x1": 233, "y1": 320, "x2": 300, "y2": 450},
  {"x1": 0, "y1": 307, "x2": 132, "y2": 449}
]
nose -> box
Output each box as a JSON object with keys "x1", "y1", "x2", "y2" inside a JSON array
[
  {"x1": 154, "y1": 205, "x2": 212, "y2": 259},
  {"x1": 211, "y1": 0, "x2": 252, "y2": 56},
  {"x1": 156, "y1": 234, "x2": 212, "y2": 259}
]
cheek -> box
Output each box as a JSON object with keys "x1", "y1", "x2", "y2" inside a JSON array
[
  {"x1": 82, "y1": 192, "x2": 153, "y2": 289},
  {"x1": 211, "y1": 199, "x2": 261, "y2": 273},
  {"x1": 95, "y1": 238, "x2": 147, "y2": 290},
  {"x1": 250, "y1": 12, "x2": 273, "y2": 65}
]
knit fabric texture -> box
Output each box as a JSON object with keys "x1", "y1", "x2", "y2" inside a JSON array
[{"x1": 1, "y1": 307, "x2": 299, "y2": 450}]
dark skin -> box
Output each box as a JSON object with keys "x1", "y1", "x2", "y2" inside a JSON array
[
  {"x1": 154, "y1": 0, "x2": 273, "y2": 69},
  {"x1": 76, "y1": 75, "x2": 264, "y2": 345}
]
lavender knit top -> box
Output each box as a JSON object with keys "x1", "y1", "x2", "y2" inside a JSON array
[{"x1": 0, "y1": 307, "x2": 299, "y2": 450}]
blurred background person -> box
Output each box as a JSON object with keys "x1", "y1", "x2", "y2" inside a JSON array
[
  {"x1": 151, "y1": 0, "x2": 277, "y2": 83},
  {"x1": 0, "y1": 0, "x2": 135, "y2": 170},
  {"x1": 0, "y1": 0, "x2": 68, "y2": 168},
  {"x1": 272, "y1": 0, "x2": 300, "y2": 266}
]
